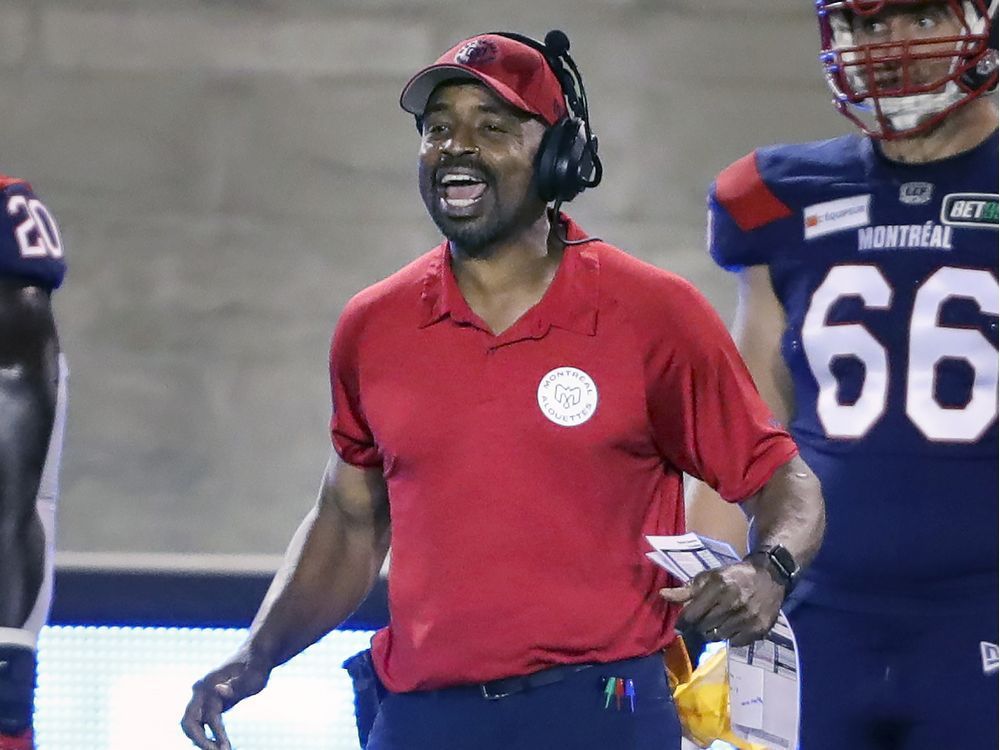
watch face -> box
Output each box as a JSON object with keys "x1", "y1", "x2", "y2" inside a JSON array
[{"x1": 769, "y1": 546, "x2": 798, "y2": 580}]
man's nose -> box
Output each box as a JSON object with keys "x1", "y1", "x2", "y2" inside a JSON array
[{"x1": 441, "y1": 125, "x2": 479, "y2": 156}]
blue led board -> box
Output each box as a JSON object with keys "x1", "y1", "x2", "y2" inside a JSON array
[{"x1": 36, "y1": 625, "x2": 375, "y2": 750}]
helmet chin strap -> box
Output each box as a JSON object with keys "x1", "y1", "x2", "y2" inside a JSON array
[{"x1": 874, "y1": 85, "x2": 966, "y2": 131}]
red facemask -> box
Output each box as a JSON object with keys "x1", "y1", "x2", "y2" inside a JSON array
[{"x1": 816, "y1": 0, "x2": 998, "y2": 139}]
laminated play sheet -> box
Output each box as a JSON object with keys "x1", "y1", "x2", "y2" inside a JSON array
[{"x1": 647, "y1": 533, "x2": 800, "y2": 750}]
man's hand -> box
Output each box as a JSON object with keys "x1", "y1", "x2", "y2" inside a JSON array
[
  {"x1": 180, "y1": 654, "x2": 272, "y2": 750},
  {"x1": 660, "y1": 558, "x2": 784, "y2": 647}
]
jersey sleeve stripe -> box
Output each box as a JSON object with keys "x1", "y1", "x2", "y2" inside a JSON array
[{"x1": 715, "y1": 151, "x2": 792, "y2": 231}]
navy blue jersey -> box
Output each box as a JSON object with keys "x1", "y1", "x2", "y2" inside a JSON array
[
  {"x1": 709, "y1": 132, "x2": 998, "y2": 610},
  {"x1": 0, "y1": 175, "x2": 66, "y2": 290}
]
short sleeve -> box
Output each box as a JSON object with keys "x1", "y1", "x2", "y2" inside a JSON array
[
  {"x1": 0, "y1": 178, "x2": 67, "y2": 290},
  {"x1": 707, "y1": 150, "x2": 791, "y2": 272},
  {"x1": 646, "y1": 280, "x2": 797, "y2": 502},
  {"x1": 329, "y1": 299, "x2": 382, "y2": 468}
]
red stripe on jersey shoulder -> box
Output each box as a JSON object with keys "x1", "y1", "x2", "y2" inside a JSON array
[
  {"x1": 0, "y1": 174, "x2": 30, "y2": 191},
  {"x1": 715, "y1": 152, "x2": 791, "y2": 232}
]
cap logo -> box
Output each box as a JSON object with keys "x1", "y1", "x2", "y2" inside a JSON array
[{"x1": 455, "y1": 39, "x2": 498, "y2": 67}]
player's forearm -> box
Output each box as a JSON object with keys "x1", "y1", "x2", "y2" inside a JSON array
[
  {"x1": 741, "y1": 454, "x2": 825, "y2": 569},
  {"x1": 0, "y1": 372, "x2": 54, "y2": 624},
  {"x1": 0, "y1": 373, "x2": 54, "y2": 500},
  {"x1": 0, "y1": 285, "x2": 58, "y2": 520},
  {"x1": 242, "y1": 502, "x2": 388, "y2": 670}
]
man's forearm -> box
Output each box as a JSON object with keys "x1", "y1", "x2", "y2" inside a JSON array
[
  {"x1": 243, "y1": 503, "x2": 388, "y2": 670},
  {"x1": 669, "y1": 454, "x2": 824, "y2": 645},
  {"x1": 742, "y1": 454, "x2": 825, "y2": 570}
]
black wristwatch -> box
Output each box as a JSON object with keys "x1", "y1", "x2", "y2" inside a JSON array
[{"x1": 746, "y1": 545, "x2": 800, "y2": 593}]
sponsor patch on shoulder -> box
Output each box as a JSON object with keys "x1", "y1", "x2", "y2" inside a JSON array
[
  {"x1": 804, "y1": 194, "x2": 871, "y2": 239},
  {"x1": 940, "y1": 193, "x2": 999, "y2": 228}
]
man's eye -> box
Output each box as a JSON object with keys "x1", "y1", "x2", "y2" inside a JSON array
[{"x1": 915, "y1": 14, "x2": 938, "y2": 29}]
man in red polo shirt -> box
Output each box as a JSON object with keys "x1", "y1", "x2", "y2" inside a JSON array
[{"x1": 182, "y1": 30, "x2": 825, "y2": 750}]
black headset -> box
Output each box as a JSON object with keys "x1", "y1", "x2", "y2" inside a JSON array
[{"x1": 489, "y1": 30, "x2": 603, "y2": 204}]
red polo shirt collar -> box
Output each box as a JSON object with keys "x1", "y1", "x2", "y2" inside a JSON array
[{"x1": 419, "y1": 214, "x2": 600, "y2": 339}]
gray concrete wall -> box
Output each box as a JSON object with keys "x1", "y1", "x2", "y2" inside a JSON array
[{"x1": 0, "y1": 0, "x2": 849, "y2": 556}]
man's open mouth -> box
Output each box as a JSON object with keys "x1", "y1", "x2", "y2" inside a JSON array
[{"x1": 438, "y1": 170, "x2": 489, "y2": 209}]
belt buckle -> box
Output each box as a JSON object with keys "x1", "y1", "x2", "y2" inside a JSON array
[{"x1": 480, "y1": 683, "x2": 514, "y2": 700}]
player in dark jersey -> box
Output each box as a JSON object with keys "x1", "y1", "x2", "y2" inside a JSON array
[
  {"x1": 0, "y1": 176, "x2": 67, "y2": 750},
  {"x1": 686, "y1": 1, "x2": 998, "y2": 748}
]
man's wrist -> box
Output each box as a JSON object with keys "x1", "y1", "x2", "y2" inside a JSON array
[
  {"x1": 241, "y1": 640, "x2": 279, "y2": 673},
  {"x1": 744, "y1": 544, "x2": 799, "y2": 592}
]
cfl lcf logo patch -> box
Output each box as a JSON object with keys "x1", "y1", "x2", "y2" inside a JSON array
[
  {"x1": 537, "y1": 367, "x2": 598, "y2": 427},
  {"x1": 899, "y1": 182, "x2": 933, "y2": 205}
]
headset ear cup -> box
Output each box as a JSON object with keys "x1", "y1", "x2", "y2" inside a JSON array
[
  {"x1": 534, "y1": 122, "x2": 561, "y2": 203},
  {"x1": 551, "y1": 119, "x2": 581, "y2": 202},
  {"x1": 566, "y1": 119, "x2": 593, "y2": 199},
  {"x1": 535, "y1": 118, "x2": 589, "y2": 203}
]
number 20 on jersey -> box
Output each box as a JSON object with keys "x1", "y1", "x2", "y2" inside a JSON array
[{"x1": 7, "y1": 194, "x2": 63, "y2": 260}]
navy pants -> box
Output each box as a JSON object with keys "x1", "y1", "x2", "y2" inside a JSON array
[
  {"x1": 365, "y1": 654, "x2": 682, "y2": 750},
  {"x1": 789, "y1": 597, "x2": 999, "y2": 750}
]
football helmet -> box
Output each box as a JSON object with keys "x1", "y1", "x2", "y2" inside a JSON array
[{"x1": 816, "y1": 0, "x2": 998, "y2": 138}]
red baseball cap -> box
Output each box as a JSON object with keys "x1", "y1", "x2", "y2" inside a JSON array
[{"x1": 400, "y1": 34, "x2": 568, "y2": 126}]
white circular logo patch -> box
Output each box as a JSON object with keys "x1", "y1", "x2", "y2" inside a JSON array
[{"x1": 537, "y1": 367, "x2": 598, "y2": 427}]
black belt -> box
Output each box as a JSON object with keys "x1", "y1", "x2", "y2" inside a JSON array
[{"x1": 478, "y1": 663, "x2": 595, "y2": 700}]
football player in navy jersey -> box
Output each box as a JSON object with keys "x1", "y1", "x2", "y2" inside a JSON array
[
  {"x1": 0, "y1": 175, "x2": 67, "y2": 750},
  {"x1": 685, "y1": 1, "x2": 998, "y2": 748}
]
